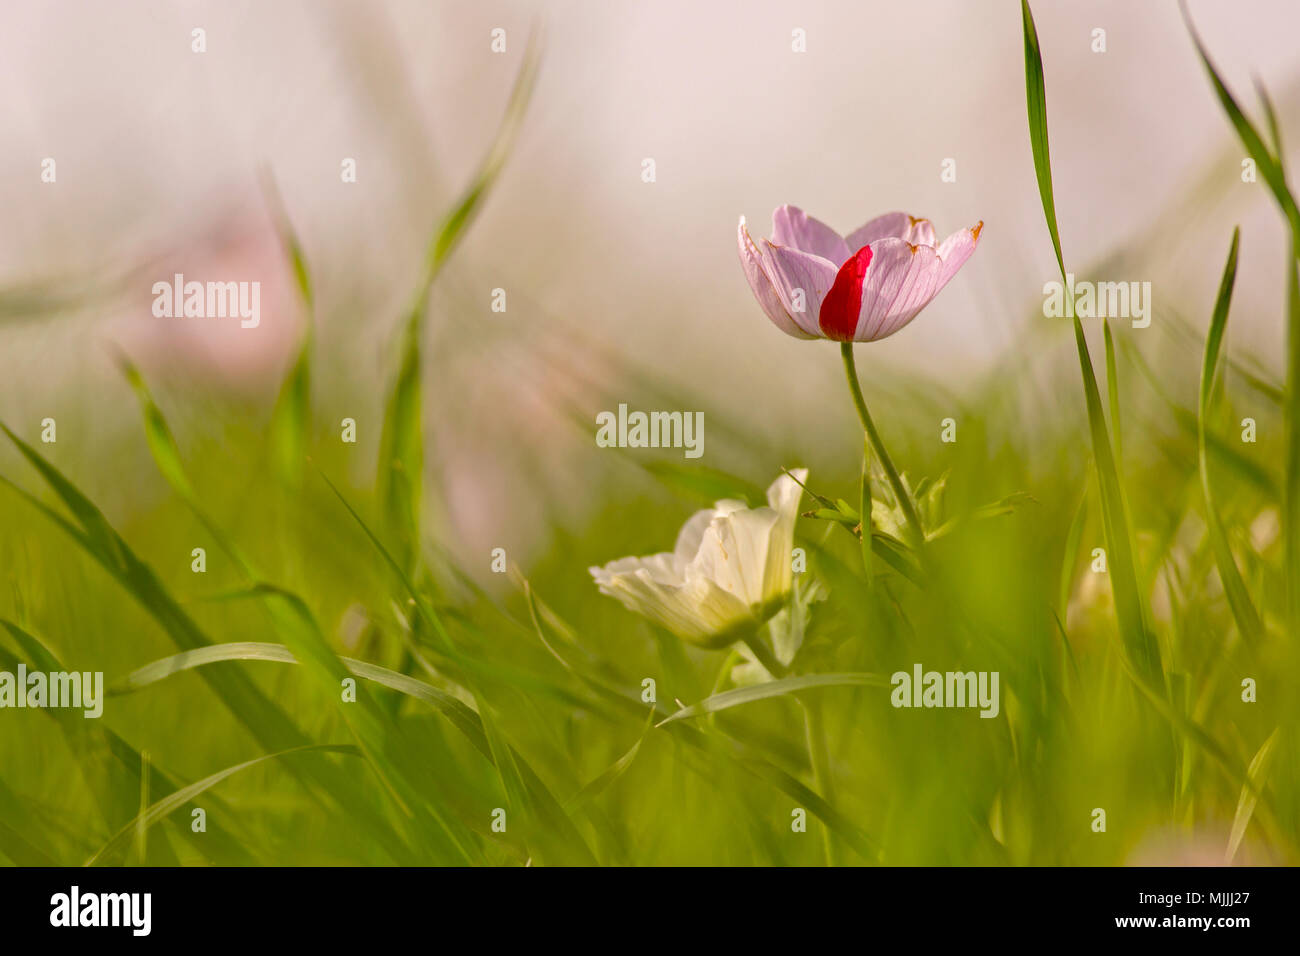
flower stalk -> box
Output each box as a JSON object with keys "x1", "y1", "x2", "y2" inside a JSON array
[{"x1": 840, "y1": 342, "x2": 925, "y2": 548}]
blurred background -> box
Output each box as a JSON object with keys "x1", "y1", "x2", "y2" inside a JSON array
[
  {"x1": 1, "y1": 1, "x2": 1298, "y2": 866},
  {"x1": 3, "y1": 0, "x2": 1299, "y2": 567}
]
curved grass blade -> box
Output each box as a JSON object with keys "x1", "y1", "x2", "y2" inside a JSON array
[
  {"x1": 1021, "y1": 1, "x2": 1161, "y2": 682},
  {"x1": 657, "y1": 673, "x2": 888, "y2": 727},
  {"x1": 1021, "y1": 0, "x2": 1065, "y2": 279},
  {"x1": 1198, "y1": 229, "x2": 1264, "y2": 645},
  {"x1": 113, "y1": 640, "x2": 486, "y2": 750},
  {"x1": 566, "y1": 710, "x2": 655, "y2": 812},
  {"x1": 86, "y1": 744, "x2": 361, "y2": 866},
  {"x1": 0, "y1": 623, "x2": 252, "y2": 864},
  {"x1": 1180, "y1": 2, "x2": 1300, "y2": 238},
  {"x1": 263, "y1": 171, "x2": 315, "y2": 489},
  {"x1": 378, "y1": 30, "x2": 542, "y2": 568},
  {"x1": 313, "y1": 475, "x2": 599, "y2": 862},
  {"x1": 116, "y1": 362, "x2": 255, "y2": 576},
  {"x1": 0, "y1": 426, "x2": 414, "y2": 863},
  {"x1": 524, "y1": 578, "x2": 882, "y2": 861},
  {"x1": 1057, "y1": 487, "x2": 1087, "y2": 621},
  {"x1": 0, "y1": 781, "x2": 62, "y2": 865},
  {"x1": 1104, "y1": 322, "x2": 1123, "y2": 469},
  {"x1": 1182, "y1": 3, "x2": 1300, "y2": 633},
  {"x1": 1226, "y1": 727, "x2": 1279, "y2": 863}
]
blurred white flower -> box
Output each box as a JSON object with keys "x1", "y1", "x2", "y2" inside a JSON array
[{"x1": 589, "y1": 470, "x2": 807, "y2": 647}]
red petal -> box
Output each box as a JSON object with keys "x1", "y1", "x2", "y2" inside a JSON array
[{"x1": 818, "y1": 245, "x2": 872, "y2": 340}]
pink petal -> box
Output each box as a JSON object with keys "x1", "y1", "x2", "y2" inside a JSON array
[
  {"x1": 771, "y1": 205, "x2": 850, "y2": 264},
  {"x1": 737, "y1": 217, "x2": 815, "y2": 339},
  {"x1": 759, "y1": 239, "x2": 837, "y2": 338},
  {"x1": 818, "y1": 245, "x2": 873, "y2": 341},
  {"x1": 854, "y1": 239, "x2": 941, "y2": 341},
  {"x1": 854, "y1": 222, "x2": 982, "y2": 341},
  {"x1": 845, "y1": 212, "x2": 936, "y2": 251},
  {"x1": 934, "y1": 221, "x2": 982, "y2": 284}
]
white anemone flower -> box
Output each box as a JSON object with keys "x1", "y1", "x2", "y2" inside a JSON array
[{"x1": 589, "y1": 470, "x2": 807, "y2": 648}]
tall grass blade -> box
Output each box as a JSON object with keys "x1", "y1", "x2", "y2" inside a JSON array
[
  {"x1": 377, "y1": 31, "x2": 542, "y2": 569},
  {"x1": 657, "y1": 673, "x2": 888, "y2": 726},
  {"x1": 1198, "y1": 229, "x2": 1264, "y2": 644},
  {"x1": 86, "y1": 744, "x2": 361, "y2": 866},
  {"x1": 1226, "y1": 727, "x2": 1279, "y2": 863},
  {"x1": 265, "y1": 173, "x2": 315, "y2": 489},
  {"x1": 1021, "y1": 0, "x2": 1161, "y2": 682}
]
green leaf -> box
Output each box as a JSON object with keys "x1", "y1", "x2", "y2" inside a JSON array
[
  {"x1": 657, "y1": 673, "x2": 889, "y2": 726},
  {"x1": 1198, "y1": 229, "x2": 1264, "y2": 645}
]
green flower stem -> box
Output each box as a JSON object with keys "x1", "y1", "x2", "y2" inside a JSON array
[
  {"x1": 741, "y1": 631, "x2": 787, "y2": 680},
  {"x1": 840, "y1": 341, "x2": 925, "y2": 548},
  {"x1": 802, "y1": 696, "x2": 840, "y2": 866}
]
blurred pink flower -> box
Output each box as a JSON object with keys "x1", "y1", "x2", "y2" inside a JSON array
[
  {"x1": 112, "y1": 196, "x2": 301, "y2": 392},
  {"x1": 738, "y1": 205, "x2": 981, "y2": 342}
]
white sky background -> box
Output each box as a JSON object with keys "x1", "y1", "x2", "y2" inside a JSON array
[{"x1": 0, "y1": 0, "x2": 1298, "y2": 446}]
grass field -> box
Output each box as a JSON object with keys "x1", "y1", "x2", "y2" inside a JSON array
[{"x1": 0, "y1": 2, "x2": 1297, "y2": 867}]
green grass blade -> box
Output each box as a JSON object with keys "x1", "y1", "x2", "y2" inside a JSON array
[
  {"x1": 859, "y1": 438, "x2": 873, "y2": 586},
  {"x1": 1021, "y1": 0, "x2": 1065, "y2": 280},
  {"x1": 1287, "y1": 243, "x2": 1300, "y2": 631},
  {"x1": 86, "y1": 744, "x2": 361, "y2": 866},
  {"x1": 377, "y1": 31, "x2": 541, "y2": 569},
  {"x1": 1057, "y1": 487, "x2": 1087, "y2": 620},
  {"x1": 0, "y1": 622, "x2": 253, "y2": 864},
  {"x1": 642, "y1": 460, "x2": 763, "y2": 505},
  {"x1": 1181, "y1": 6, "x2": 1300, "y2": 633},
  {"x1": 112, "y1": 640, "x2": 488, "y2": 753},
  {"x1": 657, "y1": 673, "x2": 889, "y2": 726},
  {"x1": 118, "y1": 359, "x2": 195, "y2": 501},
  {"x1": 1181, "y1": 3, "x2": 1300, "y2": 238},
  {"x1": 1104, "y1": 322, "x2": 1123, "y2": 470},
  {"x1": 0, "y1": 425, "x2": 417, "y2": 863},
  {"x1": 1198, "y1": 229, "x2": 1264, "y2": 645},
  {"x1": 1021, "y1": 1, "x2": 1161, "y2": 682},
  {"x1": 262, "y1": 170, "x2": 315, "y2": 488},
  {"x1": 116, "y1": 361, "x2": 255, "y2": 575},
  {"x1": 1226, "y1": 727, "x2": 1279, "y2": 863},
  {"x1": 566, "y1": 711, "x2": 655, "y2": 812}
]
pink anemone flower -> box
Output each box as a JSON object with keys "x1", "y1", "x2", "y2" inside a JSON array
[{"x1": 738, "y1": 205, "x2": 982, "y2": 342}]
